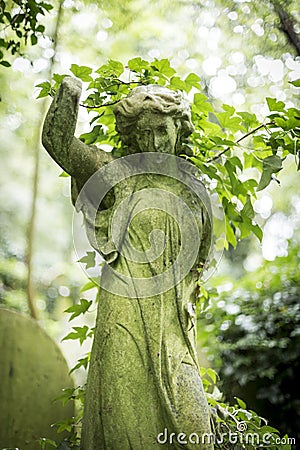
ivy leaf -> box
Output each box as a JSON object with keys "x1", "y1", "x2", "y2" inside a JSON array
[
  {"x1": 266, "y1": 97, "x2": 285, "y2": 112},
  {"x1": 80, "y1": 125, "x2": 105, "y2": 145},
  {"x1": 128, "y1": 57, "x2": 150, "y2": 73},
  {"x1": 54, "y1": 387, "x2": 76, "y2": 406},
  {"x1": 70, "y1": 354, "x2": 90, "y2": 374},
  {"x1": 257, "y1": 169, "x2": 272, "y2": 191},
  {"x1": 184, "y1": 72, "x2": 201, "y2": 91},
  {"x1": 207, "y1": 368, "x2": 218, "y2": 384},
  {"x1": 169, "y1": 76, "x2": 187, "y2": 91},
  {"x1": 151, "y1": 58, "x2": 176, "y2": 78},
  {"x1": 237, "y1": 111, "x2": 259, "y2": 130},
  {"x1": 78, "y1": 251, "x2": 96, "y2": 269},
  {"x1": 193, "y1": 93, "x2": 213, "y2": 113},
  {"x1": 62, "y1": 325, "x2": 90, "y2": 345},
  {"x1": 222, "y1": 104, "x2": 235, "y2": 115},
  {"x1": 38, "y1": 437, "x2": 57, "y2": 449},
  {"x1": 225, "y1": 218, "x2": 237, "y2": 248},
  {"x1": 288, "y1": 78, "x2": 300, "y2": 88},
  {"x1": 257, "y1": 155, "x2": 282, "y2": 191},
  {"x1": 36, "y1": 81, "x2": 52, "y2": 98},
  {"x1": 64, "y1": 298, "x2": 93, "y2": 321},
  {"x1": 96, "y1": 59, "x2": 124, "y2": 77},
  {"x1": 53, "y1": 73, "x2": 68, "y2": 85},
  {"x1": 241, "y1": 195, "x2": 254, "y2": 219},
  {"x1": 55, "y1": 418, "x2": 74, "y2": 433},
  {"x1": 216, "y1": 108, "x2": 244, "y2": 132},
  {"x1": 70, "y1": 64, "x2": 93, "y2": 82},
  {"x1": 80, "y1": 278, "x2": 99, "y2": 292}
]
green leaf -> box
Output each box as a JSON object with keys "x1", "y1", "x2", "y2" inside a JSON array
[
  {"x1": 169, "y1": 76, "x2": 187, "y2": 91},
  {"x1": 184, "y1": 72, "x2": 201, "y2": 91},
  {"x1": 65, "y1": 298, "x2": 93, "y2": 321},
  {"x1": 289, "y1": 78, "x2": 300, "y2": 88},
  {"x1": 211, "y1": 136, "x2": 236, "y2": 148},
  {"x1": 235, "y1": 397, "x2": 247, "y2": 409},
  {"x1": 70, "y1": 355, "x2": 90, "y2": 374},
  {"x1": 237, "y1": 111, "x2": 259, "y2": 129},
  {"x1": 80, "y1": 125, "x2": 105, "y2": 145},
  {"x1": 55, "y1": 417, "x2": 73, "y2": 433},
  {"x1": 216, "y1": 109, "x2": 244, "y2": 132},
  {"x1": 222, "y1": 104, "x2": 235, "y2": 115},
  {"x1": 266, "y1": 97, "x2": 285, "y2": 112},
  {"x1": 257, "y1": 155, "x2": 282, "y2": 191},
  {"x1": 30, "y1": 33, "x2": 38, "y2": 45},
  {"x1": 59, "y1": 171, "x2": 70, "y2": 177},
  {"x1": 70, "y1": 64, "x2": 93, "y2": 82},
  {"x1": 128, "y1": 57, "x2": 150, "y2": 73},
  {"x1": 36, "y1": 25, "x2": 45, "y2": 33},
  {"x1": 36, "y1": 81, "x2": 52, "y2": 98},
  {"x1": 229, "y1": 156, "x2": 243, "y2": 171},
  {"x1": 62, "y1": 326, "x2": 90, "y2": 345},
  {"x1": 224, "y1": 160, "x2": 239, "y2": 192},
  {"x1": 250, "y1": 222, "x2": 263, "y2": 242},
  {"x1": 55, "y1": 387, "x2": 76, "y2": 406},
  {"x1": 38, "y1": 437, "x2": 57, "y2": 449},
  {"x1": 0, "y1": 60, "x2": 11, "y2": 67},
  {"x1": 193, "y1": 93, "x2": 213, "y2": 113},
  {"x1": 257, "y1": 169, "x2": 273, "y2": 191},
  {"x1": 241, "y1": 195, "x2": 254, "y2": 219},
  {"x1": 225, "y1": 218, "x2": 237, "y2": 248},
  {"x1": 53, "y1": 73, "x2": 68, "y2": 85},
  {"x1": 151, "y1": 58, "x2": 176, "y2": 78},
  {"x1": 39, "y1": 2, "x2": 54, "y2": 11},
  {"x1": 96, "y1": 59, "x2": 124, "y2": 77},
  {"x1": 207, "y1": 368, "x2": 218, "y2": 384},
  {"x1": 78, "y1": 251, "x2": 96, "y2": 269},
  {"x1": 80, "y1": 278, "x2": 99, "y2": 292}
]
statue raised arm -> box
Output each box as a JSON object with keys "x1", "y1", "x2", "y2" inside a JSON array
[{"x1": 42, "y1": 77, "x2": 113, "y2": 182}]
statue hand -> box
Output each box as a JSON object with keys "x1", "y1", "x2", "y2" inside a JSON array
[{"x1": 60, "y1": 76, "x2": 82, "y2": 100}]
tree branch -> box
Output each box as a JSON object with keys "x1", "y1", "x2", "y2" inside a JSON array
[
  {"x1": 206, "y1": 122, "x2": 275, "y2": 163},
  {"x1": 271, "y1": 0, "x2": 300, "y2": 56}
]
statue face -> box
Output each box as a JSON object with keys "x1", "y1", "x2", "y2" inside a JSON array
[{"x1": 135, "y1": 112, "x2": 178, "y2": 154}]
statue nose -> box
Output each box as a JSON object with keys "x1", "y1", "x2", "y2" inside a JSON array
[{"x1": 153, "y1": 135, "x2": 160, "y2": 150}]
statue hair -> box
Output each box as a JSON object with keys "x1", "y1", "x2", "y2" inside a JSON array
[{"x1": 113, "y1": 84, "x2": 194, "y2": 154}]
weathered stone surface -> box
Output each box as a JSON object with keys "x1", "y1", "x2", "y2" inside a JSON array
[
  {"x1": 0, "y1": 308, "x2": 74, "y2": 449},
  {"x1": 42, "y1": 78, "x2": 214, "y2": 450}
]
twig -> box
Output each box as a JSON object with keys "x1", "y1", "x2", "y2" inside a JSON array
[
  {"x1": 206, "y1": 122, "x2": 275, "y2": 163},
  {"x1": 79, "y1": 99, "x2": 121, "y2": 109},
  {"x1": 78, "y1": 79, "x2": 149, "y2": 109}
]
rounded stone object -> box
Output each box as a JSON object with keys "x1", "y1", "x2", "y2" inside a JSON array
[{"x1": 0, "y1": 308, "x2": 74, "y2": 449}]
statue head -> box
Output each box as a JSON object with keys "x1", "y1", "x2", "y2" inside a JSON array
[{"x1": 113, "y1": 84, "x2": 194, "y2": 155}]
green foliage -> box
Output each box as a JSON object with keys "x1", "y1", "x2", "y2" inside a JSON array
[
  {"x1": 77, "y1": 251, "x2": 96, "y2": 270},
  {"x1": 62, "y1": 325, "x2": 93, "y2": 345},
  {"x1": 198, "y1": 244, "x2": 300, "y2": 442},
  {"x1": 38, "y1": 437, "x2": 57, "y2": 449},
  {"x1": 0, "y1": 0, "x2": 53, "y2": 66},
  {"x1": 64, "y1": 298, "x2": 93, "y2": 321},
  {"x1": 201, "y1": 367, "x2": 293, "y2": 450},
  {"x1": 37, "y1": 57, "x2": 300, "y2": 249}
]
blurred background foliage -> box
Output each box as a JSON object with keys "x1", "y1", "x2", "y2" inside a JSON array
[{"x1": 0, "y1": 0, "x2": 299, "y2": 443}]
